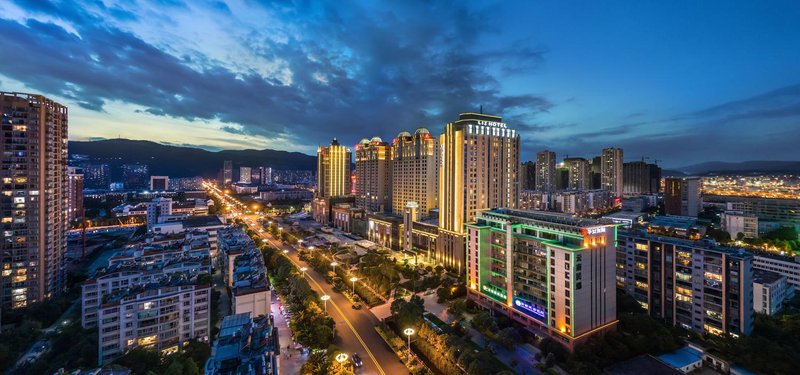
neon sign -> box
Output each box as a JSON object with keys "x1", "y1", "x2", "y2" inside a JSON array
[
  {"x1": 584, "y1": 226, "x2": 606, "y2": 236},
  {"x1": 514, "y1": 298, "x2": 547, "y2": 321},
  {"x1": 476, "y1": 120, "x2": 507, "y2": 128},
  {"x1": 482, "y1": 284, "x2": 507, "y2": 300}
]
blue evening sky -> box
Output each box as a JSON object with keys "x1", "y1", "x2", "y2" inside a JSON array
[{"x1": 1, "y1": 0, "x2": 799, "y2": 167}]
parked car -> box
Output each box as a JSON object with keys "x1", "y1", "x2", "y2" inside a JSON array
[{"x1": 352, "y1": 303, "x2": 362, "y2": 310}]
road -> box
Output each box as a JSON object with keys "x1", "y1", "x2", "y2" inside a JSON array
[{"x1": 243, "y1": 216, "x2": 407, "y2": 375}]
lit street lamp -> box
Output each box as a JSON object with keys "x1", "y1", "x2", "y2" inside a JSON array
[
  {"x1": 320, "y1": 294, "x2": 330, "y2": 313},
  {"x1": 404, "y1": 328, "x2": 415, "y2": 361},
  {"x1": 335, "y1": 352, "x2": 348, "y2": 364},
  {"x1": 350, "y1": 276, "x2": 358, "y2": 295},
  {"x1": 330, "y1": 261, "x2": 338, "y2": 275},
  {"x1": 300, "y1": 267, "x2": 308, "y2": 277}
]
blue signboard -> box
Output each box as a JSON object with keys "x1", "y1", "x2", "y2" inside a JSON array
[{"x1": 513, "y1": 298, "x2": 547, "y2": 322}]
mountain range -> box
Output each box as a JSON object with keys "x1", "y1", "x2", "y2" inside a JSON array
[
  {"x1": 69, "y1": 139, "x2": 800, "y2": 179},
  {"x1": 69, "y1": 139, "x2": 316, "y2": 178}
]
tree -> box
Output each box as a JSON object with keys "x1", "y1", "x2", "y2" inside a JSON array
[
  {"x1": 436, "y1": 285, "x2": 451, "y2": 303},
  {"x1": 471, "y1": 311, "x2": 498, "y2": 333},
  {"x1": 543, "y1": 352, "x2": 556, "y2": 369},
  {"x1": 116, "y1": 348, "x2": 161, "y2": 375},
  {"x1": 497, "y1": 327, "x2": 522, "y2": 349},
  {"x1": 448, "y1": 298, "x2": 467, "y2": 319},
  {"x1": 736, "y1": 232, "x2": 745, "y2": 241}
]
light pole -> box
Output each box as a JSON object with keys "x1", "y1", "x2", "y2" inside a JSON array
[
  {"x1": 335, "y1": 352, "x2": 348, "y2": 365},
  {"x1": 330, "y1": 261, "x2": 338, "y2": 275},
  {"x1": 283, "y1": 249, "x2": 289, "y2": 256},
  {"x1": 300, "y1": 267, "x2": 308, "y2": 278},
  {"x1": 320, "y1": 294, "x2": 330, "y2": 313},
  {"x1": 404, "y1": 328, "x2": 415, "y2": 361},
  {"x1": 350, "y1": 276, "x2": 358, "y2": 295}
]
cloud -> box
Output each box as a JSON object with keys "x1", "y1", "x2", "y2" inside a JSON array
[{"x1": 0, "y1": 0, "x2": 553, "y2": 151}]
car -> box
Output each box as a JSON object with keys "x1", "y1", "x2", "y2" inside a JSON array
[
  {"x1": 351, "y1": 353, "x2": 363, "y2": 367},
  {"x1": 351, "y1": 303, "x2": 362, "y2": 310}
]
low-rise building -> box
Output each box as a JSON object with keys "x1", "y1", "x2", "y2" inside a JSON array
[
  {"x1": 204, "y1": 313, "x2": 276, "y2": 375},
  {"x1": 721, "y1": 210, "x2": 759, "y2": 239},
  {"x1": 753, "y1": 269, "x2": 793, "y2": 316},
  {"x1": 753, "y1": 253, "x2": 800, "y2": 289},
  {"x1": 259, "y1": 188, "x2": 313, "y2": 201}
]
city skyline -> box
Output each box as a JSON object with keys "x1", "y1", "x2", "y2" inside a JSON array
[{"x1": 1, "y1": 1, "x2": 799, "y2": 166}]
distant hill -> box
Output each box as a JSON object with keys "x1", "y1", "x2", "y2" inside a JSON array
[
  {"x1": 677, "y1": 161, "x2": 800, "y2": 175},
  {"x1": 69, "y1": 139, "x2": 316, "y2": 178}
]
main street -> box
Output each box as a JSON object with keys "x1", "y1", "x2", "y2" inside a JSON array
[{"x1": 242, "y1": 215, "x2": 407, "y2": 375}]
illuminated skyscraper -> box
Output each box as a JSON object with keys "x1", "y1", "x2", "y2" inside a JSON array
[
  {"x1": 601, "y1": 147, "x2": 624, "y2": 197},
  {"x1": 67, "y1": 166, "x2": 84, "y2": 223},
  {"x1": 355, "y1": 137, "x2": 392, "y2": 212},
  {"x1": 316, "y1": 138, "x2": 352, "y2": 198},
  {"x1": 391, "y1": 128, "x2": 438, "y2": 218},
  {"x1": 0, "y1": 92, "x2": 68, "y2": 309},
  {"x1": 535, "y1": 150, "x2": 556, "y2": 192},
  {"x1": 437, "y1": 113, "x2": 519, "y2": 271}
]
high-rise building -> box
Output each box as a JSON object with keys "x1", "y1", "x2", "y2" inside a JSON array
[
  {"x1": 146, "y1": 197, "x2": 173, "y2": 228},
  {"x1": 239, "y1": 167, "x2": 251, "y2": 184},
  {"x1": 601, "y1": 147, "x2": 624, "y2": 197},
  {"x1": 590, "y1": 156, "x2": 602, "y2": 189},
  {"x1": 150, "y1": 175, "x2": 169, "y2": 191},
  {"x1": 83, "y1": 163, "x2": 110, "y2": 189},
  {"x1": 67, "y1": 166, "x2": 84, "y2": 223},
  {"x1": 316, "y1": 138, "x2": 352, "y2": 198},
  {"x1": 223, "y1": 160, "x2": 232, "y2": 185},
  {"x1": 438, "y1": 113, "x2": 519, "y2": 271},
  {"x1": 256, "y1": 166, "x2": 272, "y2": 185},
  {"x1": 0, "y1": 92, "x2": 68, "y2": 309},
  {"x1": 622, "y1": 161, "x2": 661, "y2": 196},
  {"x1": 520, "y1": 161, "x2": 536, "y2": 190},
  {"x1": 535, "y1": 151, "x2": 556, "y2": 192},
  {"x1": 564, "y1": 157, "x2": 590, "y2": 190},
  {"x1": 664, "y1": 177, "x2": 701, "y2": 217},
  {"x1": 617, "y1": 228, "x2": 753, "y2": 336},
  {"x1": 122, "y1": 163, "x2": 149, "y2": 190},
  {"x1": 467, "y1": 209, "x2": 617, "y2": 351},
  {"x1": 355, "y1": 137, "x2": 392, "y2": 212},
  {"x1": 392, "y1": 128, "x2": 439, "y2": 218}
]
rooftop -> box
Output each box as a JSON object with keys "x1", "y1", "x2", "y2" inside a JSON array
[
  {"x1": 605, "y1": 354, "x2": 683, "y2": 375},
  {"x1": 754, "y1": 269, "x2": 785, "y2": 284},
  {"x1": 480, "y1": 208, "x2": 603, "y2": 228},
  {"x1": 657, "y1": 345, "x2": 703, "y2": 370}
]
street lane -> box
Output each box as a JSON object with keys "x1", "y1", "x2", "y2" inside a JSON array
[{"x1": 249, "y1": 218, "x2": 407, "y2": 375}]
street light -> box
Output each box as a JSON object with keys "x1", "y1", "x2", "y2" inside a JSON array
[
  {"x1": 335, "y1": 352, "x2": 348, "y2": 364},
  {"x1": 261, "y1": 239, "x2": 268, "y2": 243},
  {"x1": 300, "y1": 267, "x2": 308, "y2": 277},
  {"x1": 404, "y1": 328, "x2": 415, "y2": 361},
  {"x1": 330, "y1": 261, "x2": 338, "y2": 275},
  {"x1": 350, "y1": 276, "x2": 358, "y2": 295},
  {"x1": 320, "y1": 294, "x2": 330, "y2": 313},
  {"x1": 283, "y1": 249, "x2": 289, "y2": 255}
]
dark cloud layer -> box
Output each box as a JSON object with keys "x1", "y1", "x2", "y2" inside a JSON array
[{"x1": 0, "y1": 0, "x2": 550, "y2": 147}]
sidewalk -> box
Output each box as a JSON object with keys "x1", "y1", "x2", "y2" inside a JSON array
[{"x1": 272, "y1": 297, "x2": 307, "y2": 374}]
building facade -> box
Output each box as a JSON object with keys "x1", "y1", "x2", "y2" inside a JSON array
[
  {"x1": 721, "y1": 211, "x2": 759, "y2": 239},
  {"x1": 622, "y1": 161, "x2": 661, "y2": 196},
  {"x1": 664, "y1": 177, "x2": 701, "y2": 217},
  {"x1": 535, "y1": 150, "x2": 556, "y2": 192},
  {"x1": 0, "y1": 92, "x2": 68, "y2": 309},
  {"x1": 753, "y1": 270, "x2": 792, "y2": 316},
  {"x1": 391, "y1": 128, "x2": 439, "y2": 218},
  {"x1": 616, "y1": 229, "x2": 754, "y2": 336},
  {"x1": 564, "y1": 157, "x2": 591, "y2": 190},
  {"x1": 601, "y1": 147, "x2": 624, "y2": 197},
  {"x1": 520, "y1": 161, "x2": 536, "y2": 190},
  {"x1": 466, "y1": 209, "x2": 617, "y2": 351},
  {"x1": 122, "y1": 163, "x2": 150, "y2": 190},
  {"x1": 223, "y1": 160, "x2": 232, "y2": 185},
  {"x1": 68, "y1": 166, "x2": 84, "y2": 223},
  {"x1": 150, "y1": 175, "x2": 169, "y2": 191},
  {"x1": 96, "y1": 282, "x2": 211, "y2": 364},
  {"x1": 438, "y1": 113, "x2": 519, "y2": 271},
  {"x1": 316, "y1": 138, "x2": 351, "y2": 198},
  {"x1": 355, "y1": 137, "x2": 392, "y2": 213}
]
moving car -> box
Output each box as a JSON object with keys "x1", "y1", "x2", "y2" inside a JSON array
[{"x1": 351, "y1": 353, "x2": 363, "y2": 367}]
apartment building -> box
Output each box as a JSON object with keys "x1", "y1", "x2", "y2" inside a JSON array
[
  {"x1": 1, "y1": 92, "x2": 69, "y2": 309},
  {"x1": 616, "y1": 229, "x2": 754, "y2": 336},
  {"x1": 96, "y1": 279, "x2": 211, "y2": 364}
]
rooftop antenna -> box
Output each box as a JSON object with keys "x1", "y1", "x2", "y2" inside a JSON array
[{"x1": 479, "y1": 105, "x2": 483, "y2": 114}]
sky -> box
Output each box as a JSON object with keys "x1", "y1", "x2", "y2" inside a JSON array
[{"x1": 1, "y1": 0, "x2": 799, "y2": 167}]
